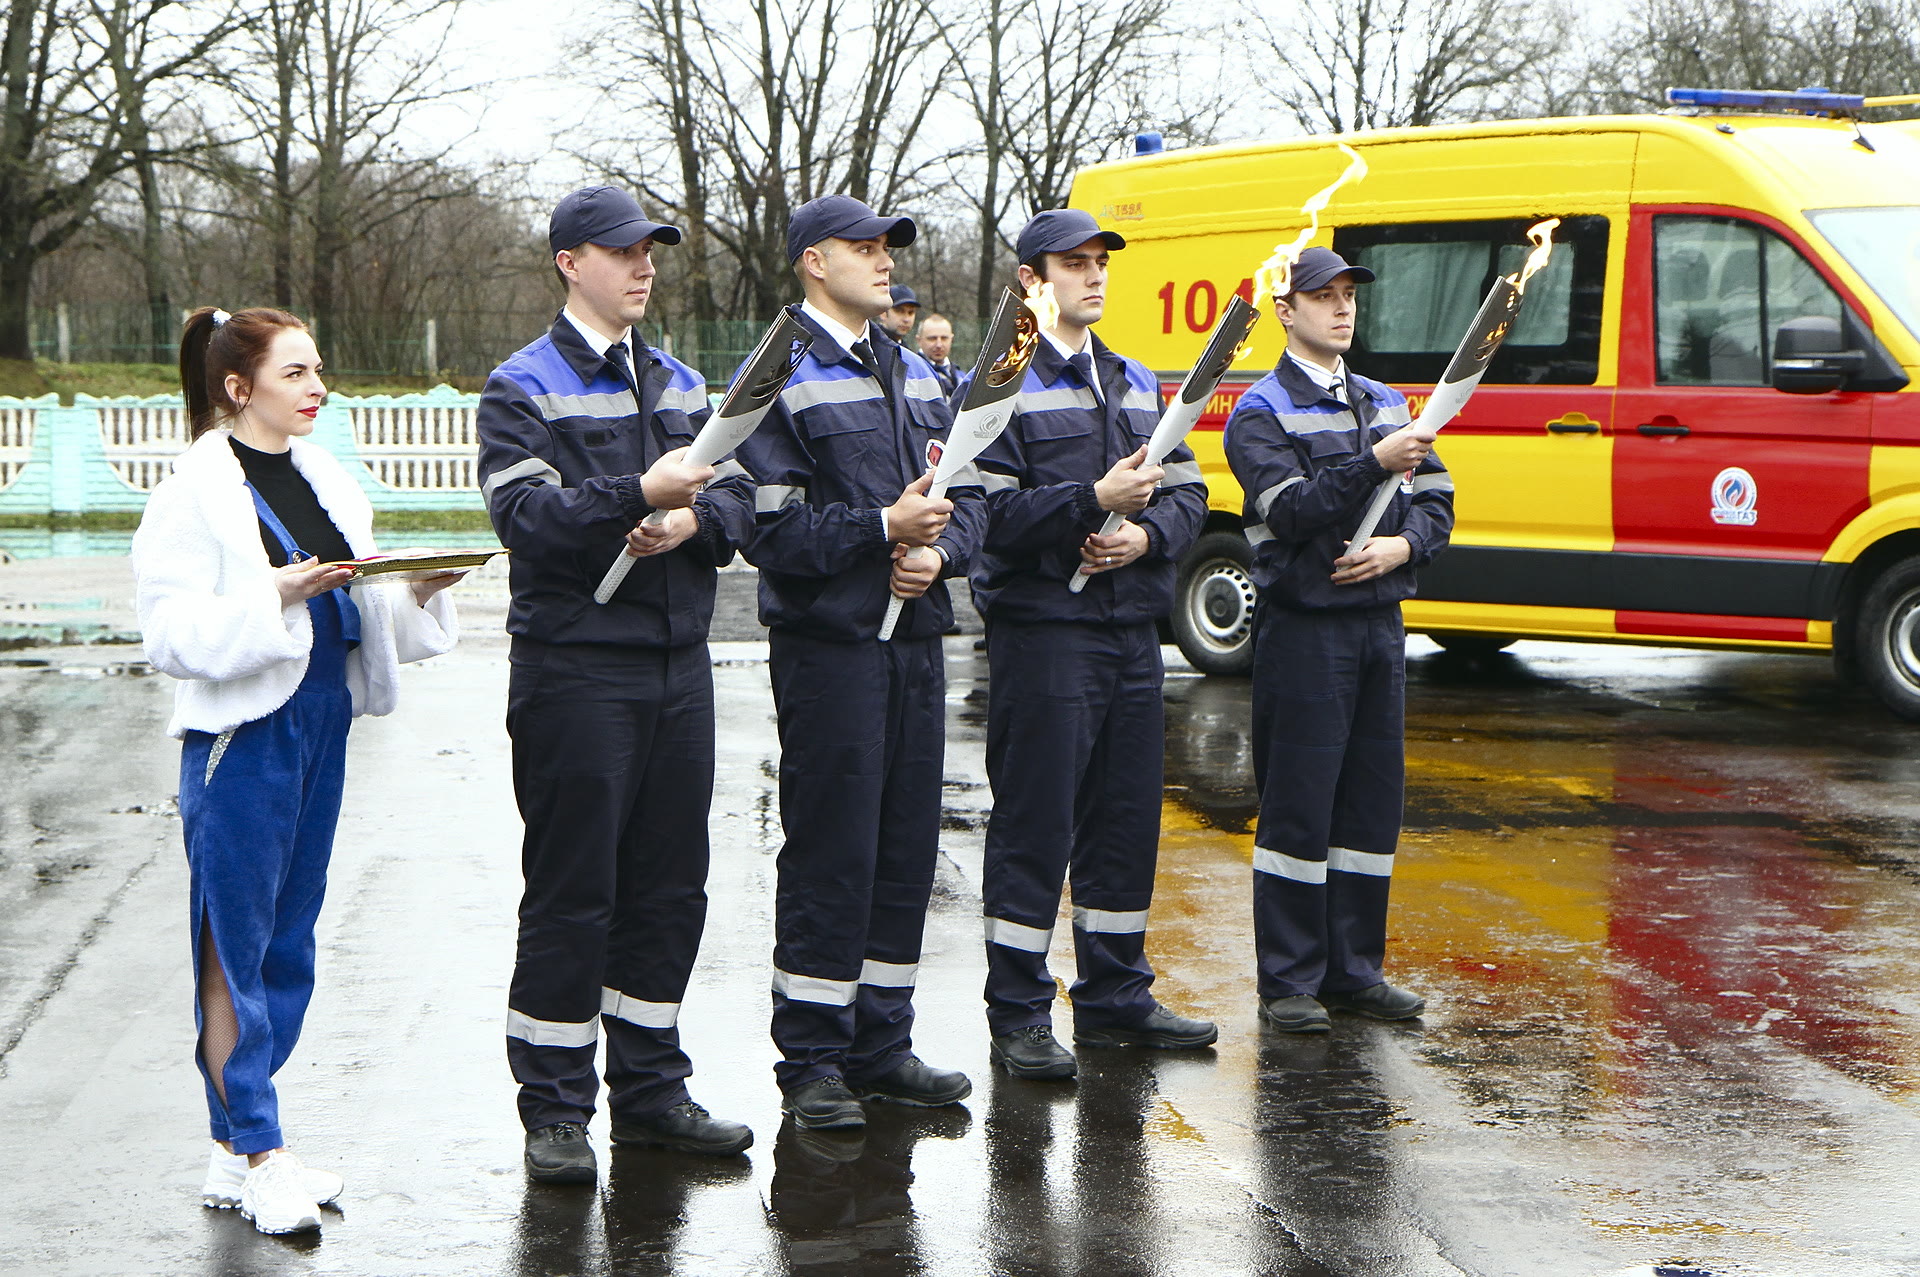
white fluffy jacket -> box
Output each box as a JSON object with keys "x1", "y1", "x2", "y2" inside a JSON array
[{"x1": 132, "y1": 429, "x2": 459, "y2": 738}]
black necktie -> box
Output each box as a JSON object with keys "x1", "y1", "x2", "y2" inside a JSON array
[
  {"x1": 852, "y1": 339, "x2": 892, "y2": 406},
  {"x1": 605, "y1": 340, "x2": 637, "y2": 398},
  {"x1": 1069, "y1": 351, "x2": 1100, "y2": 404}
]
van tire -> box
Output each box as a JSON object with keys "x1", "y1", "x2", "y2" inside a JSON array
[
  {"x1": 1427, "y1": 632, "x2": 1516, "y2": 656},
  {"x1": 1173, "y1": 531, "x2": 1257, "y2": 676},
  {"x1": 1855, "y1": 556, "x2": 1920, "y2": 721}
]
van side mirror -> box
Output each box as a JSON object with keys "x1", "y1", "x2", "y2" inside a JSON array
[{"x1": 1771, "y1": 316, "x2": 1864, "y2": 394}]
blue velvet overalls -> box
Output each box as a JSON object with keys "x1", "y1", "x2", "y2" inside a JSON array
[{"x1": 178, "y1": 488, "x2": 359, "y2": 1155}]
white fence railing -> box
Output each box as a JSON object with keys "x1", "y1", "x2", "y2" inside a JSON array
[
  {"x1": 349, "y1": 402, "x2": 479, "y2": 491},
  {"x1": 0, "y1": 406, "x2": 34, "y2": 492},
  {"x1": 97, "y1": 403, "x2": 191, "y2": 492}
]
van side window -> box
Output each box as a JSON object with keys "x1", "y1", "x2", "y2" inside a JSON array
[
  {"x1": 1654, "y1": 215, "x2": 1843, "y2": 386},
  {"x1": 1335, "y1": 215, "x2": 1607, "y2": 385}
]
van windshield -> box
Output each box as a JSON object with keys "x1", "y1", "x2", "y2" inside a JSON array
[{"x1": 1809, "y1": 206, "x2": 1920, "y2": 343}]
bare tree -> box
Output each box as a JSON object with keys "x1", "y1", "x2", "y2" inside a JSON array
[
  {"x1": 1580, "y1": 0, "x2": 1920, "y2": 115},
  {"x1": 1236, "y1": 0, "x2": 1571, "y2": 134},
  {"x1": 575, "y1": 0, "x2": 952, "y2": 325},
  {"x1": 0, "y1": 0, "x2": 243, "y2": 361},
  {"x1": 934, "y1": 0, "x2": 1219, "y2": 316}
]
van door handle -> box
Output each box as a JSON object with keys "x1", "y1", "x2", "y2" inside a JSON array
[
  {"x1": 1546, "y1": 413, "x2": 1601, "y2": 434},
  {"x1": 1636, "y1": 419, "x2": 1691, "y2": 437}
]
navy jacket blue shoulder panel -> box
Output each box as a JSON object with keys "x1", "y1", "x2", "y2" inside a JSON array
[
  {"x1": 1222, "y1": 356, "x2": 1453, "y2": 611},
  {"x1": 476, "y1": 312, "x2": 754, "y2": 646},
  {"x1": 969, "y1": 333, "x2": 1206, "y2": 624},
  {"x1": 737, "y1": 305, "x2": 985, "y2": 642}
]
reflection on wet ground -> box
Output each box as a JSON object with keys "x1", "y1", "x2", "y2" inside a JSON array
[{"x1": 4, "y1": 635, "x2": 1920, "y2": 1274}]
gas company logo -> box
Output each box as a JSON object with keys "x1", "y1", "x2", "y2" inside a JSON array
[
  {"x1": 926, "y1": 439, "x2": 943, "y2": 468},
  {"x1": 1100, "y1": 201, "x2": 1145, "y2": 222},
  {"x1": 1710, "y1": 467, "x2": 1758, "y2": 526}
]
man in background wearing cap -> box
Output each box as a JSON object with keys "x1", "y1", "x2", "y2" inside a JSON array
[
  {"x1": 737, "y1": 193, "x2": 983, "y2": 1130},
  {"x1": 970, "y1": 209, "x2": 1215, "y2": 1080},
  {"x1": 1222, "y1": 246, "x2": 1453, "y2": 1035},
  {"x1": 477, "y1": 185, "x2": 757, "y2": 1182},
  {"x1": 879, "y1": 283, "x2": 920, "y2": 340},
  {"x1": 916, "y1": 313, "x2": 959, "y2": 397}
]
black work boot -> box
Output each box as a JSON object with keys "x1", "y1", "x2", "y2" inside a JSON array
[
  {"x1": 524, "y1": 1121, "x2": 597, "y2": 1185},
  {"x1": 1074, "y1": 1004, "x2": 1219, "y2": 1049},
  {"x1": 782, "y1": 1076, "x2": 867, "y2": 1130},
  {"x1": 611, "y1": 1101, "x2": 754, "y2": 1156},
  {"x1": 1257, "y1": 995, "x2": 1332, "y2": 1033},
  {"x1": 1320, "y1": 982, "x2": 1425, "y2": 1021},
  {"x1": 852, "y1": 1055, "x2": 973, "y2": 1107},
  {"x1": 990, "y1": 1025, "x2": 1078, "y2": 1079}
]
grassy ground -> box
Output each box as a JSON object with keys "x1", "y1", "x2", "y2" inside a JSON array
[{"x1": 2, "y1": 360, "x2": 486, "y2": 403}]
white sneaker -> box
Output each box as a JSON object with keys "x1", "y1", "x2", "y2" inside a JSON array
[
  {"x1": 202, "y1": 1143, "x2": 343, "y2": 1208},
  {"x1": 237, "y1": 1150, "x2": 323, "y2": 1234}
]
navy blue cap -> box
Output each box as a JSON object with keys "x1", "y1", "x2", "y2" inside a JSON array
[
  {"x1": 549, "y1": 186, "x2": 681, "y2": 256},
  {"x1": 889, "y1": 284, "x2": 919, "y2": 307},
  {"x1": 787, "y1": 195, "x2": 916, "y2": 263},
  {"x1": 1016, "y1": 209, "x2": 1125, "y2": 265},
  {"x1": 1288, "y1": 246, "x2": 1375, "y2": 293}
]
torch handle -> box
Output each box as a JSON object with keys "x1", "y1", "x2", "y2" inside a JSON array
[
  {"x1": 593, "y1": 509, "x2": 672, "y2": 604},
  {"x1": 1347, "y1": 473, "x2": 1405, "y2": 549},
  {"x1": 878, "y1": 481, "x2": 950, "y2": 641},
  {"x1": 1067, "y1": 511, "x2": 1128, "y2": 593}
]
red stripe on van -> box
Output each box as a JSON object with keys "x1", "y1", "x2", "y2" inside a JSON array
[{"x1": 1615, "y1": 611, "x2": 1809, "y2": 643}]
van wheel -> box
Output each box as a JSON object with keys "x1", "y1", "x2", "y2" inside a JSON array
[
  {"x1": 1856, "y1": 555, "x2": 1920, "y2": 721},
  {"x1": 1427, "y1": 632, "x2": 1516, "y2": 656},
  {"x1": 1173, "y1": 531, "x2": 1257, "y2": 676}
]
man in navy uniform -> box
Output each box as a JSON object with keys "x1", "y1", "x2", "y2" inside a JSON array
[
  {"x1": 880, "y1": 283, "x2": 920, "y2": 340},
  {"x1": 1221, "y1": 246, "x2": 1453, "y2": 1033},
  {"x1": 738, "y1": 195, "x2": 984, "y2": 1129},
  {"x1": 478, "y1": 186, "x2": 757, "y2": 1182},
  {"x1": 972, "y1": 209, "x2": 1216, "y2": 1079}
]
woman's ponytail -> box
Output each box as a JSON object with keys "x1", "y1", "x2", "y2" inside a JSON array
[{"x1": 177, "y1": 306, "x2": 309, "y2": 441}]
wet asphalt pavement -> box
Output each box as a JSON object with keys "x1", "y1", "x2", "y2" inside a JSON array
[{"x1": 2, "y1": 567, "x2": 1919, "y2": 1276}]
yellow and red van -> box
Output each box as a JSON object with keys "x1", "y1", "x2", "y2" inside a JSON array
[{"x1": 1071, "y1": 100, "x2": 1920, "y2": 716}]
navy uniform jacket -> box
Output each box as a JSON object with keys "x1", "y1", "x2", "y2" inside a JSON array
[
  {"x1": 738, "y1": 306, "x2": 984, "y2": 642},
  {"x1": 477, "y1": 313, "x2": 755, "y2": 647},
  {"x1": 971, "y1": 334, "x2": 1207, "y2": 625},
  {"x1": 1223, "y1": 357, "x2": 1453, "y2": 611}
]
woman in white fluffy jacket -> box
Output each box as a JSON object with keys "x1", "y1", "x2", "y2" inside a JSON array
[{"x1": 131, "y1": 306, "x2": 462, "y2": 1236}]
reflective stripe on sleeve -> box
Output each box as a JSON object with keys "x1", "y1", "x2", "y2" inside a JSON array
[
  {"x1": 1245, "y1": 524, "x2": 1275, "y2": 547},
  {"x1": 858, "y1": 959, "x2": 919, "y2": 988},
  {"x1": 710, "y1": 458, "x2": 748, "y2": 481},
  {"x1": 1411, "y1": 472, "x2": 1453, "y2": 493},
  {"x1": 1159, "y1": 460, "x2": 1203, "y2": 487},
  {"x1": 980, "y1": 470, "x2": 1021, "y2": 494},
  {"x1": 772, "y1": 968, "x2": 859, "y2": 1006},
  {"x1": 506, "y1": 1008, "x2": 599, "y2": 1048},
  {"x1": 1328, "y1": 846, "x2": 1395, "y2": 877},
  {"x1": 985, "y1": 916, "x2": 1053, "y2": 952},
  {"x1": 1253, "y1": 847, "x2": 1328, "y2": 884},
  {"x1": 1255, "y1": 476, "x2": 1304, "y2": 517},
  {"x1": 1072, "y1": 906, "x2": 1148, "y2": 934},
  {"x1": 481, "y1": 457, "x2": 562, "y2": 501},
  {"x1": 755, "y1": 484, "x2": 806, "y2": 513},
  {"x1": 600, "y1": 987, "x2": 680, "y2": 1029}
]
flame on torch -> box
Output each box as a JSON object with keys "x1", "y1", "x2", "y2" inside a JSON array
[
  {"x1": 1510, "y1": 218, "x2": 1560, "y2": 295},
  {"x1": 988, "y1": 281, "x2": 1055, "y2": 388},
  {"x1": 1248, "y1": 144, "x2": 1369, "y2": 316}
]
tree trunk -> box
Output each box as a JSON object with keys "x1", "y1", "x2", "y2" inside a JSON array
[
  {"x1": 136, "y1": 150, "x2": 172, "y2": 362},
  {"x1": 0, "y1": 243, "x2": 37, "y2": 362}
]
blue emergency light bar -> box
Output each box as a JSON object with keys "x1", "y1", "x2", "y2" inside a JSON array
[{"x1": 1666, "y1": 86, "x2": 1866, "y2": 114}]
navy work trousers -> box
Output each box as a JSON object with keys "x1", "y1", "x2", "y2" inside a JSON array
[
  {"x1": 981, "y1": 619, "x2": 1162, "y2": 1035},
  {"x1": 180, "y1": 597, "x2": 352, "y2": 1156},
  {"x1": 504, "y1": 639, "x2": 714, "y2": 1130},
  {"x1": 767, "y1": 630, "x2": 944, "y2": 1092},
  {"x1": 1249, "y1": 603, "x2": 1405, "y2": 999}
]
